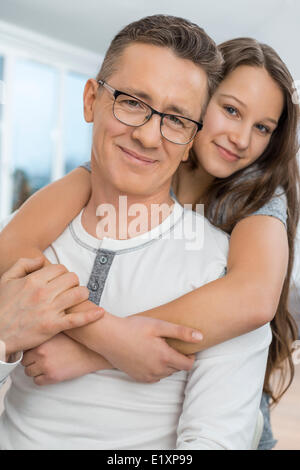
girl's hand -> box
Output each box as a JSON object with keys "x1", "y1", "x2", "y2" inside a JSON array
[
  {"x1": 89, "y1": 314, "x2": 200, "y2": 383},
  {"x1": 22, "y1": 333, "x2": 112, "y2": 386}
]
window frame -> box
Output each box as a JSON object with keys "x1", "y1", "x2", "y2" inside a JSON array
[{"x1": 0, "y1": 19, "x2": 101, "y2": 219}]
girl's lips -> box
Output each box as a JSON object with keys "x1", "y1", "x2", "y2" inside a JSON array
[
  {"x1": 215, "y1": 143, "x2": 240, "y2": 162},
  {"x1": 119, "y1": 146, "x2": 158, "y2": 165}
]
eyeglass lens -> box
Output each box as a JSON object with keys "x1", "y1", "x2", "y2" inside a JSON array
[{"x1": 113, "y1": 94, "x2": 197, "y2": 144}]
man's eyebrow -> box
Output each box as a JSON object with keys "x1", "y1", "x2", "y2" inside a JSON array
[
  {"x1": 124, "y1": 87, "x2": 152, "y2": 102},
  {"x1": 220, "y1": 93, "x2": 278, "y2": 126},
  {"x1": 124, "y1": 87, "x2": 194, "y2": 119},
  {"x1": 167, "y1": 104, "x2": 194, "y2": 119}
]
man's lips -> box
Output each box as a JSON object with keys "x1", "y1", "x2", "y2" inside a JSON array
[
  {"x1": 119, "y1": 146, "x2": 158, "y2": 165},
  {"x1": 214, "y1": 143, "x2": 241, "y2": 162}
]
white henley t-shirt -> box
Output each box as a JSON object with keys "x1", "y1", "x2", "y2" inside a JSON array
[{"x1": 0, "y1": 200, "x2": 271, "y2": 449}]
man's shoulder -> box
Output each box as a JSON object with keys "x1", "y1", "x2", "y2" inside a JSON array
[
  {"x1": 43, "y1": 213, "x2": 80, "y2": 263},
  {"x1": 181, "y1": 206, "x2": 229, "y2": 236},
  {"x1": 180, "y1": 207, "x2": 229, "y2": 253}
]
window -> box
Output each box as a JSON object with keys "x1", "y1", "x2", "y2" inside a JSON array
[
  {"x1": 64, "y1": 71, "x2": 92, "y2": 173},
  {"x1": 0, "y1": 55, "x2": 3, "y2": 105},
  {"x1": 0, "y1": 22, "x2": 100, "y2": 219},
  {"x1": 0, "y1": 56, "x2": 5, "y2": 218},
  {"x1": 0, "y1": 55, "x2": 4, "y2": 153},
  {"x1": 11, "y1": 59, "x2": 59, "y2": 211}
]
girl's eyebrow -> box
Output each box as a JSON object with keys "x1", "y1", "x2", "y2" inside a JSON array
[
  {"x1": 264, "y1": 117, "x2": 278, "y2": 125},
  {"x1": 220, "y1": 93, "x2": 278, "y2": 125},
  {"x1": 219, "y1": 93, "x2": 246, "y2": 107}
]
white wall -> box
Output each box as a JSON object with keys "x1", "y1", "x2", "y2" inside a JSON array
[{"x1": 0, "y1": 0, "x2": 299, "y2": 80}]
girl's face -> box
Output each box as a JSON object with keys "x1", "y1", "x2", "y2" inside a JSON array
[{"x1": 193, "y1": 65, "x2": 284, "y2": 178}]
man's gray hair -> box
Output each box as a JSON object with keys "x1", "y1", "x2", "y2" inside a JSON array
[{"x1": 96, "y1": 15, "x2": 223, "y2": 108}]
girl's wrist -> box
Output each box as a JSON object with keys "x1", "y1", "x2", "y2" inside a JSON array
[{"x1": 86, "y1": 310, "x2": 123, "y2": 356}]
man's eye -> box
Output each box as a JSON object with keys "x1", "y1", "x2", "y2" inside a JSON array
[
  {"x1": 118, "y1": 97, "x2": 144, "y2": 110},
  {"x1": 124, "y1": 99, "x2": 142, "y2": 108},
  {"x1": 166, "y1": 115, "x2": 184, "y2": 128},
  {"x1": 224, "y1": 105, "x2": 238, "y2": 116}
]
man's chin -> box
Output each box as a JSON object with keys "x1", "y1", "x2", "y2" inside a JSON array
[{"x1": 116, "y1": 184, "x2": 155, "y2": 197}]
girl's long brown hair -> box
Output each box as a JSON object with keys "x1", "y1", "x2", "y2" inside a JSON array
[{"x1": 189, "y1": 38, "x2": 300, "y2": 403}]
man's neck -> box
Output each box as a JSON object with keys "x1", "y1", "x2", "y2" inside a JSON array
[
  {"x1": 172, "y1": 162, "x2": 215, "y2": 207},
  {"x1": 82, "y1": 171, "x2": 174, "y2": 240}
]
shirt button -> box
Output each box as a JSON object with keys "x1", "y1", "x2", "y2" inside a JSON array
[
  {"x1": 91, "y1": 281, "x2": 99, "y2": 291},
  {"x1": 100, "y1": 255, "x2": 108, "y2": 265}
]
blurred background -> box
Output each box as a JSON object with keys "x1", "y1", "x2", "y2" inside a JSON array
[
  {"x1": 0, "y1": 0, "x2": 299, "y2": 449},
  {"x1": 0, "y1": 0, "x2": 299, "y2": 218}
]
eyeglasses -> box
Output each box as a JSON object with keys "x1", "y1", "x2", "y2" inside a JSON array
[{"x1": 97, "y1": 80, "x2": 203, "y2": 145}]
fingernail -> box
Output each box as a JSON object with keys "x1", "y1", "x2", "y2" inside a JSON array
[
  {"x1": 95, "y1": 308, "x2": 105, "y2": 315},
  {"x1": 192, "y1": 331, "x2": 203, "y2": 341}
]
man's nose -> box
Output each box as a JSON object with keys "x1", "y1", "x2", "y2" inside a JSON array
[{"x1": 131, "y1": 114, "x2": 162, "y2": 148}]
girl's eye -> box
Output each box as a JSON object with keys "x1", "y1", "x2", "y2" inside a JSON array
[
  {"x1": 224, "y1": 105, "x2": 238, "y2": 116},
  {"x1": 256, "y1": 124, "x2": 271, "y2": 135}
]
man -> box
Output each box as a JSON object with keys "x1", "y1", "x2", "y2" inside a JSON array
[{"x1": 0, "y1": 15, "x2": 270, "y2": 449}]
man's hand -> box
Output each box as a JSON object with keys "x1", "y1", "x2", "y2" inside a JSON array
[
  {"x1": 22, "y1": 333, "x2": 112, "y2": 386},
  {"x1": 66, "y1": 312, "x2": 202, "y2": 383},
  {"x1": 0, "y1": 257, "x2": 104, "y2": 358}
]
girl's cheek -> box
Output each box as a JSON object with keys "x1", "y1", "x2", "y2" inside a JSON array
[
  {"x1": 250, "y1": 137, "x2": 270, "y2": 163},
  {"x1": 205, "y1": 109, "x2": 229, "y2": 136}
]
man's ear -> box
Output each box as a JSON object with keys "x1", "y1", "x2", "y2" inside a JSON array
[
  {"x1": 83, "y1": 79, "x2": 99, "y2": 123},
  {"x1": 181, "y1": 141, "x2": 194, "y2": 162}
]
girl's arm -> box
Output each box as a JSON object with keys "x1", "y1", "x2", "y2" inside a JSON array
[
  {"x1": 66, "y1": 214, "x2": 287, "y2": 360},
  {"x1": 0, "y1": 170, "x2": 201, "y2": 383},
  {"x1": 0, "y1": 168, "x2": 287, "y2": 358},
  {"x1": 143, "y1": 214, "x2": 288, "y2": 353},
  {"x1": 0, "y1": 167, "x2": 91, "y2": 274},
  {"x1": 21, "y1": 333, "x2": 114, "y2": 386}
]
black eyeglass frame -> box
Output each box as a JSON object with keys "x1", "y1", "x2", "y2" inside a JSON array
[{"x1": 97, "y1": 79, "x2": 203, "y2": 145}]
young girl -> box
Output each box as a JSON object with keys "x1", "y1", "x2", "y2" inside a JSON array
[{"x1": 0, "y1": 38, "x2": 299, "y2": 449}]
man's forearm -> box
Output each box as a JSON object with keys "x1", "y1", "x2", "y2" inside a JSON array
[
  {"x1": 65, "y1": 308, "x2": 119, "y2": 356},
  {"x1": 80, "y1": 346, "x2": 113, "y2": 372},
  {"x1": 61, "y1": 334, "x2": 114, "y2": 372}
]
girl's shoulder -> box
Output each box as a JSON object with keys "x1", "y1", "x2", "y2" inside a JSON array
[
  {"x1": 80, "y1": 161, "x2": 91, "y2": 172},
  {"x1": 249, "y1": 186, "x2": 287, "y2": 228}
]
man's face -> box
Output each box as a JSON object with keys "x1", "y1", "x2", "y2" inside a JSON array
[{"x1": 84, "y1": 43, "x2": 208, "y2": 197}]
